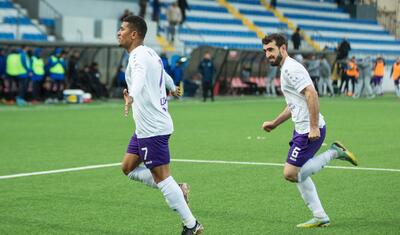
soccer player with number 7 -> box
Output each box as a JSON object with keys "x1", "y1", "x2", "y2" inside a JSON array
[
  {"x1": 261, "y1": 34, "x2": 359, "y2": 228},
  {"x1": 117, "y1": 15, "x2": 203, "y2": 235}
]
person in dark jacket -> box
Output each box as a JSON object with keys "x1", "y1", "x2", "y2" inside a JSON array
[
  {"x1": 291, "y1": 27, "x2": 302, "y2": 50},
  {"x1": 336, "y1": 38, "x2": 351, "y2": 61},
  {"x1": 138, "y1": 0, "x2": 147, "y2": 18},
  {"x1": 67, "y1": 50, "x2": 80, "y2": 89},
  {"x1": 178, "y1": 0, "x2": 190, "y2": 24},
  {"x1": 198, "y1": 51, "x2": 215, "y2": 102}
]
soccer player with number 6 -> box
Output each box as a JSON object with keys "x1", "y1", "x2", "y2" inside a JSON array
[{"x1": 261, "y1": 34, "x2": 359, "y2": 228}]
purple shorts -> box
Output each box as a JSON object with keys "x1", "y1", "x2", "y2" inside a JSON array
[
  {"x1": 126, "y1": 134, "x2": 171, "y2": 169},
  {"x1": 371, "y1": 76, "x2": 383, "y2": 86},
  {"x1": 286, "y1": 126, "x2": 326, "y2": 167}
]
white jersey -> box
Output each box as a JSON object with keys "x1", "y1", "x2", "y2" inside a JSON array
[
  {"x1": 280, "y1": 56, "x2": 325, "y2": 134},
  {"x1": 125, "y1": 45, "x2": 176, "y2": 138}
]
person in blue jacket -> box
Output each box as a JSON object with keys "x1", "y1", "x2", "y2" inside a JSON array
[
  {"x1": 16, "y1": 46, "x2": 32, "y2": 106},
  {"x1": 30, "y1": 48, "x2": 45, "y2": 103},
  {"x1": 46, "y1": 48, "x2": 66, "y2": 102}
]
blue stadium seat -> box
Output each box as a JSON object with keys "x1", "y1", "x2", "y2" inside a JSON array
[
  {"x1": 284, "y1": 14, "x2": 377, "y2": 24},
  {"x1": 40, "y1": 18, "x2": 55, "y2": 27},
  {"x1": 0, "y1": 1, "x2": 13, "y2": 8},
  {"x1": 3, "y1": 16, "x2": 32, "y2": 25},
  {"x1": 21, "y1": 33, "x2": 48, "y2": 41},
  {"x1": 239, "y1": 9, "x2": 274, "y2": 17},
  {"x1": 0, "y1": 32, "x2": 15, "y2": 40},
  {"x1": 277, "y1": 2, "x2": 344, "y2": 12}
]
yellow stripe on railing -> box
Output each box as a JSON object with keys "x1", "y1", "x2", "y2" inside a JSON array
[
  {"x1": 260, "y1": 0, "x2": 321, "y2": 51},
  {"x1": 156, "y1": 35, "x2": 175, "y2": 52},
  {"x1": 218, "y1": 0, "x2": 265, "y2": 39}
]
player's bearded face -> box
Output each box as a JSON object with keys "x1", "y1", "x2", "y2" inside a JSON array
[
  {"x1": 269, "y1": 49, "x2": 283, "y2": 66},
  {"x1": 267, "y1": 46, "x2": 283, "y2": 66},
  {"x1": 264, "y1": 43, "x2": 282, "y2": 66}
]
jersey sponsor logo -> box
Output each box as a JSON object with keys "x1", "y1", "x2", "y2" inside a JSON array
[{"x1": 160, "y1": 97, "x2": 168, "y2": 112}]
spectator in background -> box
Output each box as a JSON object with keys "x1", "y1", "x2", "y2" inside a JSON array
[
  {"x1": 346, "y1": 56, "x2": 359, "y2": 96},
  {"x1": 336, "y1": 38, "x2": 351, "y2": 61},
  {"x1": 152, "y1": 0, "x2": 160, "y2": 22},
  {"x1": 172, "y1": 60, "x2": 184, "y2": 97},
  {"x1": 353, "y1": 56, "x2": 374, "y2": 99},
  {"x1": 15, "y1": 46, "x2": 32, "y2": 106},
  {"x1": 115, "y1": 65, "x2": 126, "y2": 88},
  {"x1": 319, "y1": 55, "x2": 333, "y2": 96},
  {"x1": 241, "y1": 64, "x2": 257, "y2": 94},
  {"x1": 390, "y1": 57, "x2": 400, "y2": 98},
  {"x1": 304, "y1": 54, "x2": 320, "y2": 95},
  {"x1": 198, "y1": 51, "x2": 215, "y2": 102},
  {"x1": 4, "y1": 48, "x2": 20, "y2": 104},
  {"x1": 120, "y1": 9, "x2": 133, "y2": 22},
  {"x1": 334, "y1": 38, "x2": 351, "y2": 95},
  {"x1": 265, "y1": 64, "x2": 277, "y2": 97},
  {"x1": 46, "y1": 48, "x2": 66, "y2": 103},
  {"x1": 160, "y1": 53, "x2": 171, "y2": 75},
  {"x1": 338, "y1": 60, "x2": 349, "y2": 95},
  {"x1": 139, "y1": 0, "x2": 147, "y2": 18},
  {"x1": 67, "y1": 50, "x2": 80, "y2": 89},
  {"x1": 172, "y1": 60, "x2": 184, "y2": 87},
  {"x1": 0, "y1": 48, "x2": 5, "y2": 102},
  {"x1": 270, "y1": 0, "x2": 277, "y2": 9},
  {"x1": 183, "y1": 73, "x2": 199, "y2": 97},
  {"x1": 371, "y1": 56, "x2": 385, "y2": 96},
  {"x1": 109, "y1": 65, "x2": 127, "y2": 98},
  {"x1": 30, "y1": 48, "x2": 45, "y2": 103},
  {"x1": 152, "y1": 0, "x2": 160, "y2": 35},
  {"x1": 293, "y1": 54, "x2": 304, "y2": 64},
  {"x1": 291, "y1": 27, "x2": 302, "y2": 50},
  {"x1": 89, "y1": 62, "x2": 109, "y2": 99},
  {"x1": 77, "y1": 65, "x2": 92, "y2": 92},
  {"x1": 178, "y1": 0, "x2": 190, "y2": 25},
  {"x1": 166, "y1": 2, "x2": 182, "y2": 43}
]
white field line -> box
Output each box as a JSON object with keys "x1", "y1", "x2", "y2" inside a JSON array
[
  {"x1": 0, "y1": 98, "x2": 282, "y2": 112},
  {"x1": 0, "y1": 163, "x2": 121, "y2": 180},
  {"x1": 0, "y1": 159, "x2": 399, "y2": 180}
]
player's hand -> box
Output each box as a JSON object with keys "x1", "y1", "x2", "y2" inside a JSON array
[
  {"x1": 123, "y1": 89, "x2": 132, "y2": 117},
  {"x1": 171, "y1": 87, "x2": 182, "y2": 98},
  {"x1": 262, "y1": 121, "x2": 276, "y2": 132},
  {"x1": 308, "y1": 127, "x2": 320, "y2": 141}
]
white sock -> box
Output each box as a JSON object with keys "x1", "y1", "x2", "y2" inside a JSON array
[
  {"x1": 127, "y1": 166, "x2": 157, "y2": 188},
  {"x1": 297, "y1": 150, "x2": 337, "y2": 182},
  {"x1": 157, "y1": 176, "x2": 196, "y2": 228},
  {"x1": 297, "y1": 177, "x2": 328, "y2": 219}
]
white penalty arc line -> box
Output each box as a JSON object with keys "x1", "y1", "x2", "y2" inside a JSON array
[{"x1": 0, "y1": 159, "x2": 400, "y2": 180}]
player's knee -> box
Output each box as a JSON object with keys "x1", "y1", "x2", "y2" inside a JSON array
[{"x1": 283, "y1": 172, "x2": 298, "y2": 183}]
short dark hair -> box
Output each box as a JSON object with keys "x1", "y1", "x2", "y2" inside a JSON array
[
  {"x1": 123, "y1": 15, "x2": 147, "y2": 39},
  {"x1": 262, "y1": 33, "x2": 288, "y2": 49}
]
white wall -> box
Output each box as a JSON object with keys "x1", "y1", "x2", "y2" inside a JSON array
[
  {"x1": 58, "y1": 16, "x2": 95, "y2": 42},
  {"x1": 42, "y1": 0, "x2": 160, "y2": 43},
  {"x1": 377, "y1": 0, "x2": 396, "y2": 11},
  {"x1": 40, "y1": 0, "x2": 139, "y2": 19},
  {"x1": 101, "y1": 19, "x2": 119, "y2": 43}
]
